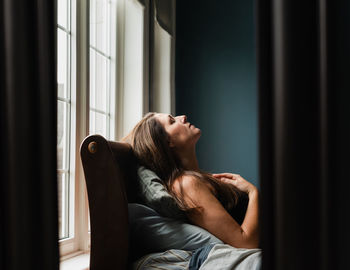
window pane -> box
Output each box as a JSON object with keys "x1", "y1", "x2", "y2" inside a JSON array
[
  {"x1": 90, "y1": 0, "x2": 96, "y2": 49},
  {"x1": 57, "y1": 29, "x2": 68, "y2": 99},
  {"x1": 90, "y1": 0, "x2": 109, "y2": 54},
  {"x1": 58, "y1": 172, "x2": 69, "y2": 239},
  {"x1": 57, "y1": 100, "x2": 69, "y2": 170},
  {"x1": 89, "y1": 48, "x2": 96, "y2": 109},
  {"x1": 57, "y1": 0, "x2": 68, "y2": 28},
  {"x1": 89, "y1": 110, "x2": 107, "y2": 137},
  {"x1": 90, "y1": 49, "x2": 108, "y2": 111}
]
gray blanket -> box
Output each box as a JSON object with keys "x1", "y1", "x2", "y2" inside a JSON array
[
  {"x1": 200, "y1": 244, "x2": 261, "y2": 270},
  {"x1": 133, "y1": 244, "x2": 262, "y2": 270}
]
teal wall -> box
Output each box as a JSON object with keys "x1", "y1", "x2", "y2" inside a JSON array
[{"x1": 175, "y1": 0, "x2": 258, "y2": 186}]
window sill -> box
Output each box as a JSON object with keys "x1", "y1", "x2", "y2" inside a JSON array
[{"x1": 60, "y1": 252, "x2": 90, "y2": 270}]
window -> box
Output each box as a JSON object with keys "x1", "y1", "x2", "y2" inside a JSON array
[
  {"x1": 57, "y1": 0, "x2": 150, "y2": 258},
  {"x1": 56, "y1": 0, "x2": 177, "y2": 260},
  {"x1": 57, "y1": 0, "x2": 117, "y2": 257}
]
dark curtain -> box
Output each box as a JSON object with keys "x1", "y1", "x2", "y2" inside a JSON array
[
  {"x1": 0, "y1": 0, "x2": 59, "y2": 269},
  {"x1": 257, "y1": 0, "x2": 350, "y2": 269}
]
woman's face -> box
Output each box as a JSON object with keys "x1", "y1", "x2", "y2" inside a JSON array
[{"x1": 154, "y1": 113, "x2": 201, "y2": 150}]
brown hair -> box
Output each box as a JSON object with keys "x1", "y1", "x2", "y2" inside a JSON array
[{"x1": 127, "y1": 112, "x2": 248, "y2": 224}]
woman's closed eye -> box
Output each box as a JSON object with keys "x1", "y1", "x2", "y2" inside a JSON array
[{"x1": 168, "y1": 115, "x2": 176, "y2": 124}]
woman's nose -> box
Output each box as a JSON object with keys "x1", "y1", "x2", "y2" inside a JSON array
[{"x1": 176, "y1": 115, "x2": 187, "y2": 123}]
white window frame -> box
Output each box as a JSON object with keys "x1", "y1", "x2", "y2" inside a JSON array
[{"x1": 58, "y1": 0, "x2": 151, "y2": 259}]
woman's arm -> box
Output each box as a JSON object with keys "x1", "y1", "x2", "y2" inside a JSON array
[
  {"x1": 172, "y1": 175, "x2": 259, "y2": 249},
  {"x1": 241, "y1": 188, "x2": 259, "y2": 246},
  {"x1": 213, "y1": 173, "x2": 259, "y2": 247}
]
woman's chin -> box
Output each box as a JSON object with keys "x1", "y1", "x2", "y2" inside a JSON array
[{"x1": 194, "y1": 129, "x2": 201, "y2": 141}]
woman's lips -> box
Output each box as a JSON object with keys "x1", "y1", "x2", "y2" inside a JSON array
[{"x1": 188, "y1": 122, "x2": 195, "y2": 128}]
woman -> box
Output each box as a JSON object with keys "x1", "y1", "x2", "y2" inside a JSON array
[{"x1": 126, "y1": 112, "x2": 259, "y2": 249}]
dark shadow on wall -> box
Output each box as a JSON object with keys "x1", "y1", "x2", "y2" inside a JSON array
[{"x1": 175, "y1": 0, "x2": 258, "y2": 186}]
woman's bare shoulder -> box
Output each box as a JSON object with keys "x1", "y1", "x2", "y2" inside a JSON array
[
  {"x1": 173, "y1": 174, "x2": 200, "y2": 189},
  {"x1": 172, "y1": 174, "x2": 214, "y2": 200}
]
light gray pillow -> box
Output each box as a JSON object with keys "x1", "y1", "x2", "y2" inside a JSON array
[
  {"x1": 128, "y1": 203, "x2": 222, "y2": 260},
  {"x1": 137, "y1": 166, "x2": 186, "y2": 219}
]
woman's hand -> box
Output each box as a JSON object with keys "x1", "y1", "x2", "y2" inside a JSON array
[{"x1": 212, "y1": 173, "x2": 257, "y2": 194}]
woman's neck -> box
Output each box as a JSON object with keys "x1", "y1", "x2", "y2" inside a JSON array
[{"x1": 176, "y1": 148, "x2": 199, "y2": 171}]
